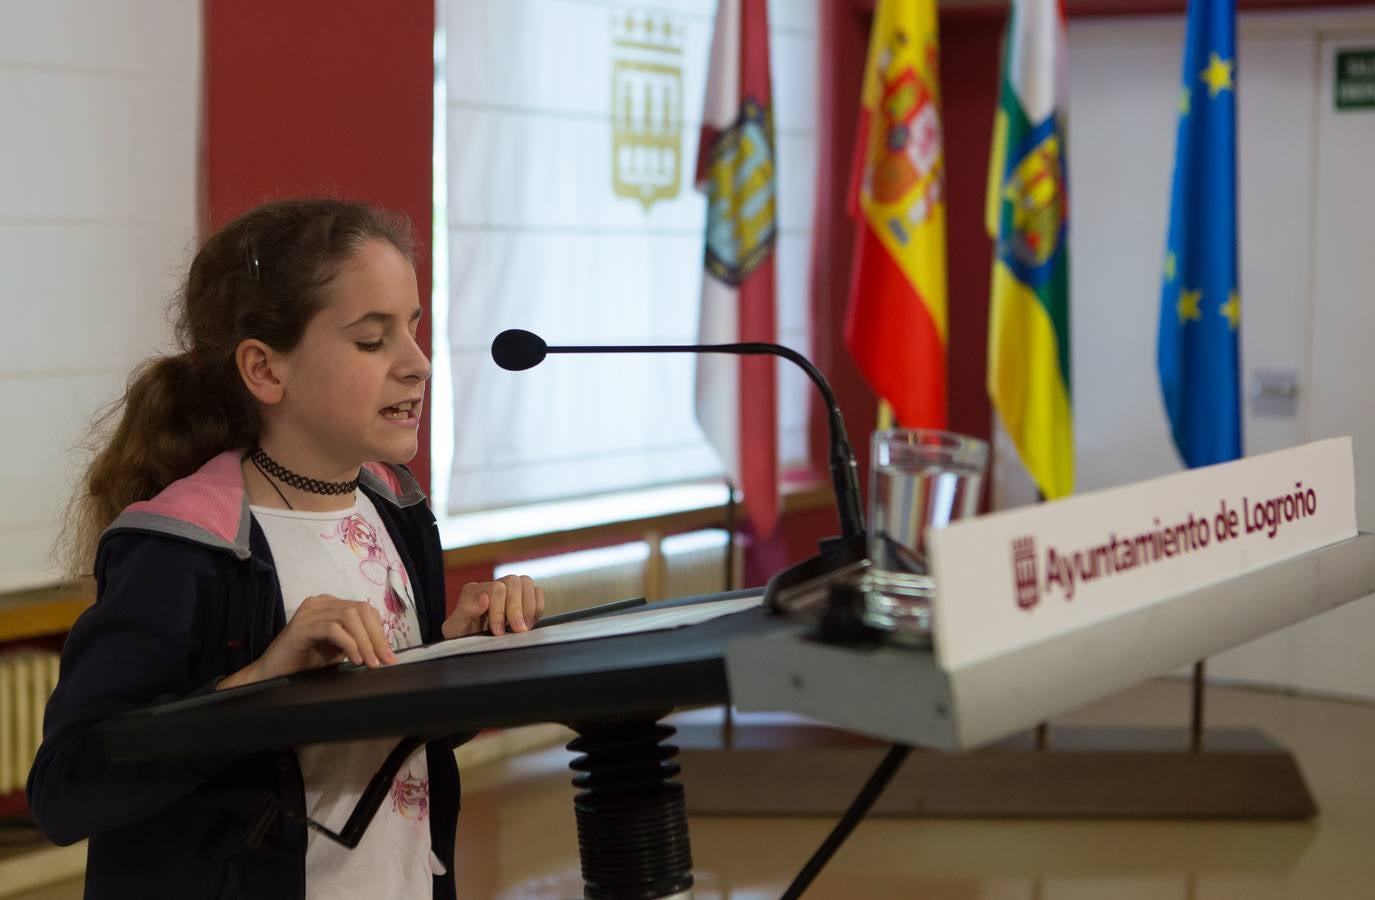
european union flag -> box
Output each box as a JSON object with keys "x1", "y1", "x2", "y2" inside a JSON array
[{"x1": 1158, "y1": 0, "x2": 1242, "y2": 468}]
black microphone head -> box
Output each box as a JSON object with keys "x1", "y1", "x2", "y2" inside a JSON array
[{"x1": 491, "y1": 329, "x2": 547, "y2": 371}]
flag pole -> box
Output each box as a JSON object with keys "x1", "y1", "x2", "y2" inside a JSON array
[
  {"x1": 1035, "y1": 486, "x2": 1049, "y2": 751},
  {"x1": 1190, "y1": 660, "x2": 1206, "y2": 752},
  {"x1": 876, "y1": 398, "x2": 895, "y2": 431},
  {"x1": 723, "y1": 478, "x2": 738, "y2": 591},
  {"x1": 723, "y1": 477, "x2": 738, "y2": 750}
]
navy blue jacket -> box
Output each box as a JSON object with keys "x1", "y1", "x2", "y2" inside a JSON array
[{"x1": 27, "y1": 452, "x2": 461, "y2": 899}]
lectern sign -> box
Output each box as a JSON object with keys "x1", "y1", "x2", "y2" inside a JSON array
[{"x1": 927, "y1": 438, "x2": 1358, "y2": 670}]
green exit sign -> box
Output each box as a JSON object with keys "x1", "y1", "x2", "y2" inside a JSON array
[{"x1": 1336, "y1": 49, "x2": 1375, "y2": 110}]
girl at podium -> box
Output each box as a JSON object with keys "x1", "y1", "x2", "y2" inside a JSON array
[{"x1": 27, "y1": 198, "x2": 541, "y2": 899}]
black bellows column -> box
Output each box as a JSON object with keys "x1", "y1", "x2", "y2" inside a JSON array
[{"x1": 567, "y1": 719, "x2": 693, "y2": 899}]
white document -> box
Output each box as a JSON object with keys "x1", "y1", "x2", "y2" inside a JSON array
[{"x1": 392, "y1": 594, "x2": 764, "y2": 666}]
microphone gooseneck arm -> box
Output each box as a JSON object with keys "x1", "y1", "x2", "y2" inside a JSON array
[{"x1": 544, "y1": 341, "x2": 865, "y2": 541}]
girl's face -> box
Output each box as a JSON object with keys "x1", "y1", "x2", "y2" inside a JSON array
[{"x1": 269, "y1": 239, "x2": 430, "y2": 472}]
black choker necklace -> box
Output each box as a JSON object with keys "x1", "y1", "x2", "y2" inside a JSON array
[{"x1": 249, "y1": 448, "x2": 359, "y2": 496}]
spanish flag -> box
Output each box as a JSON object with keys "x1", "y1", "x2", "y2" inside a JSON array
[
  {"x1": 844, "y1": 0, "x2": 948, "y2": 430},
  {"x1": 986, "y1": 0, "x2": 1073, "y2": 499}
]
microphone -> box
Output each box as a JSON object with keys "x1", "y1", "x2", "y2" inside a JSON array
[
  {"x1": 490, "y1": 328, "x2": 549, "y2": 371},
  {"x1": 490, "y1": 329, "x2": 868, "y2": 613}
]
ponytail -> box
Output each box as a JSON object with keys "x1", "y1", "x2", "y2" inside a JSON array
[
  {"x1": 60, "y1": 352, "x2": 257, "y2": 577},
  {"x1": 59, "y1": 197, "x2": 414, "y2": 578}
]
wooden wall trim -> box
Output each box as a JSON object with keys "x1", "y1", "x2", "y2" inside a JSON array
[{"x1": 442, "y1": 483, "x2": 834, "y2": 569}]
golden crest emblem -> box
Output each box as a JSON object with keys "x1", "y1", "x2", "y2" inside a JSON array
[
  {"x1": 703, "y1": 99, "x2": 776, "y2": 286},
  {"x1": 863, "y1": 32, "x2": 944, "y2": 244},
  {"x1": 611, "y1": 11, "x2": 684, "y2": 211},
  {"x1": 1002, "y1": 129, "x2": 1066, "y2": 272}
]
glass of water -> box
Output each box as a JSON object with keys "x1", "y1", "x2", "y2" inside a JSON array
[{"x1": 864, "y1": 428, "x2": 989, "y2": 644}]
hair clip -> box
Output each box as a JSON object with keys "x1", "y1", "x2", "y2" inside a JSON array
[{"x1": 246, "y1": 238, "x2": 262, "y2": 282}]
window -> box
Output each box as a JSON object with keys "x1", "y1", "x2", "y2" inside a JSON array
[{"x1": 432, "y1": 0, "x2": 819, "y2": 528}]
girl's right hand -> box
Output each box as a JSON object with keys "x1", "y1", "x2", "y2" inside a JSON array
[{"x1": 217, "y1": 594, "x2": 397, "y2": 690}]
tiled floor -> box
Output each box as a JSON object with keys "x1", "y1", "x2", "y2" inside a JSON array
[{"x1": 10, "y1": 679, "x2": 1375, "y2": 899}]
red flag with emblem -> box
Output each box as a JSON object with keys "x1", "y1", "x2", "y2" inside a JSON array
[{"x1": 694, "y1": 0, "x2": 779, "y2": 536}]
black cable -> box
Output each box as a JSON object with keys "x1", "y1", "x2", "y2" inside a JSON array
[
  {"x1": 780, "y1": 742, "x2": 912, "y2": 900},
  {"x1": 246, "y1": 735, "x2": 431, "y2": 850}
]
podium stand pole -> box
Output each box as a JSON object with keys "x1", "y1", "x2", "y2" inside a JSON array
[{"x1": 567, "y1": 716, "x2": 694, "y2": 900}]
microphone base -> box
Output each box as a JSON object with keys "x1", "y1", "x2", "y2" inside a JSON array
[{"x1": 762, "y1": 534, "x2": 868, "y2": 623}]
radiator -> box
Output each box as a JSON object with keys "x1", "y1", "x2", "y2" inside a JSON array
[
  {"x1": 660, "y1": 530, "x2": 735, "y2": 599},
  {"x1": 495, "y1": 529, "x2": 734, "y2": 616},
  {"x1": 0, "y1": 650, "x2": 59, "y2": 796}
]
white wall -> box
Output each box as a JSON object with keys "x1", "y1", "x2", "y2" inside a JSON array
[
  {"x1": 1019, "y1": 8, "x2": 1375, "y2": 701},
  {"x1": 0, "y1": 1, "x2": 202, "y2": 591}
]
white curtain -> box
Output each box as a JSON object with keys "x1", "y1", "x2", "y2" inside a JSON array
[{"x1": 435, "y1": 0, "x2": 818, "y2": 518}]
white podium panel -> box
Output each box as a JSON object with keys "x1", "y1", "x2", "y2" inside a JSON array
[{"x1": 726, "y1": 533, "x2": 1375, "y2": 751}]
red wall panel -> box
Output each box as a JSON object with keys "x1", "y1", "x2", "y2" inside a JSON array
[{"x1": 203, "y1": 0, "x2": 435, "y2": 489}]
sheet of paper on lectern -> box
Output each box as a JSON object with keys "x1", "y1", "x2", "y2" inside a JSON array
[{"x1": 392, "y1": 594, "x2": 763, "y2": 666}]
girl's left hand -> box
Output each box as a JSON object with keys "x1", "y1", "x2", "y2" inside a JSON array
[{"x1": 442, "y1": 574, "x2": 546, "y2": 639}]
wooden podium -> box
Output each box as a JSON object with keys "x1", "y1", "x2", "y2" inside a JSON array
[{"x1": 674, "y1": 718, "x2": 1316, "y2": 819}]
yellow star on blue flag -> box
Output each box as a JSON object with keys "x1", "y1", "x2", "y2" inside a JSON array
[{"x1": 1158, "y1": 0, "x2": 1241, "y2": 468}]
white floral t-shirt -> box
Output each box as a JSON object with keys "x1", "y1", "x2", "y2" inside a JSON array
[{"x1": 252, "y1": 492, "x2": 442, "y2": 899}]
